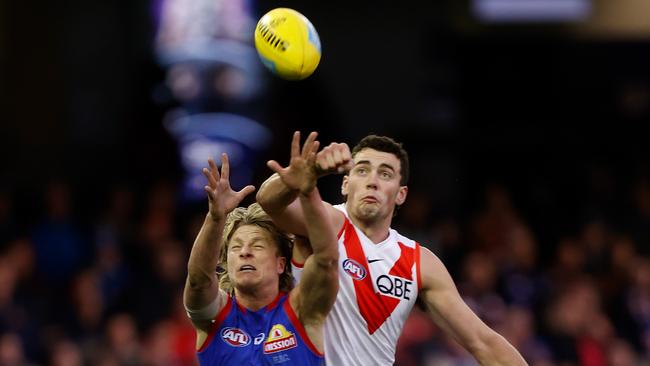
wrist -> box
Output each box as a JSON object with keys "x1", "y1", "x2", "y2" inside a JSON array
[
  {"x1": 299, "y1": 185, "x2": 317, "y2": 198},
  {"x1": 207, "y1": 211, "x2": 226, "y2": 223}
]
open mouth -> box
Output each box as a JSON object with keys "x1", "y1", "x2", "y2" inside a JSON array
[{"x1": 239, "y1": 265, "x2": 256, "y2": 272}]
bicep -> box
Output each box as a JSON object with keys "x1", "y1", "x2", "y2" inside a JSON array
[
  {"x1": 419, "y1": 249, "x2": 493, "y2": 348},
  {"x1": 184, "y1": 283, "x2": 228, "y2": 332},
  {"x1": 292, "y1": 253, "x2": 339, "y2": 324}
]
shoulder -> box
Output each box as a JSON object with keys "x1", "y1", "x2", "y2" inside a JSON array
[
  {"x1": 418, "y1": 246, "x2": 455, "y2": 292},
  {"x1": 332, "y1": 203, "x2": 347, "y2": 215},
  {"x1": 329, "y1": 203, "x2": 347, "y2": 234},
  {"x1": 392, "y1": 229, "x2": 419, "y2": 248}
]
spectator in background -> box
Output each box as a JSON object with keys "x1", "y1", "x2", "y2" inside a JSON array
[
  {"x1": 31, "y1": 181, "x2": 88, "y2": 286},
  {"x1": 471, "y1": 183, "x2": 523, "y2": 259},
  {"x1": 0, "y1": 332, "x2": 35, "y2": 366},
  {"x1": 631, "y1": 176, "x2": 650, "y2": 255}
]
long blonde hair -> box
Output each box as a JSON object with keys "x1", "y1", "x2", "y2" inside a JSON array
[{"x1": 218, "y1": 203, "x2": 294, "y2": 294}]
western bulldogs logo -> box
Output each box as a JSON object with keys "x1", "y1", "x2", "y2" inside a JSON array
[
  {"x1": 221, "y1": 327, "x2": 251, "y2": 347},
  {"x1": 342, "y1": 259, "x2": 367, "y2": 280}
]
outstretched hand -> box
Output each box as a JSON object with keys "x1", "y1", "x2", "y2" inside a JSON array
[
  {"x1": 203, "y1": 154, "x2": 255, "y2": 221},
  {"x1": 267, "y1": 131, "x2": 320, "y2": 195}
]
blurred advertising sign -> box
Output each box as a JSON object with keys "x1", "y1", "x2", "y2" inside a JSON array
[{"x1": 473, "y1": 0, "x2": 591, "y2": 22}]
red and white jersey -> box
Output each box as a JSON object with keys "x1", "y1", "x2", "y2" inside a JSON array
[{"x1": 323, "y1": 204, "x2": 422, "y2": 366}]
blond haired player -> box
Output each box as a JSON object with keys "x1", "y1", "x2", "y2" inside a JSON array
[
  {"x1": 258, "y1": 132, "x2": 527, "y2": 366},
  {"x1": 184, "y1": 133, "x2": 338, "y2": 365}
]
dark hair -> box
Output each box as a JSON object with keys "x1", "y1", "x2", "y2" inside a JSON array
[
  {"x1": 351, "y1": 135, "x2": 409, "y2": 186},
  {"x1": 219, "y1": 203, "x2": 294, "y2": 294}
]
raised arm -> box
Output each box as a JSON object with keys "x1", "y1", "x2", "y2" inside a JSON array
[
  {"x1": 419, "y1": 248, "x2": 527, "y2": 366},
  {"x1": 256, "y1": 172, "x2": 307, "y2": 236},
  {"x1": 183, "y1": 154, "x2": 255, "y2": 336},
  {"x1": 257, "y1": 131, "x2": 350, "y2": 237},
  {"x1": 263, "y1": 132, "x2": 339, "y2": 352},
  {"x1": 292, "y1": 186, "x2": 338, "y2": 351}
]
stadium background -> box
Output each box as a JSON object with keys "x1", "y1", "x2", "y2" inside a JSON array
[{"x1": 1, "y1": 0, "x2": 650, "y2": 364}]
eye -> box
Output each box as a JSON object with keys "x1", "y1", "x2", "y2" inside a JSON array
[
  {"x1": 355, "y1": 167, "x2": 367, "y2": 175},
  {"x1": 253, "y1": 244, "x2": 265, "y2": 250},
  {"x1": 380, "y1": 170, "x2": 393, "y2": 180}
]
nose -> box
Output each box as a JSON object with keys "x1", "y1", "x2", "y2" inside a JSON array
[
  {"x1": 239, "y1": 244, "x2": 253, "y2": 257},
  {"x1": 365, "y1": 171, "x2": 379, "y2": 189}
]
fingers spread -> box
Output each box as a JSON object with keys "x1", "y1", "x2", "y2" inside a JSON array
[
  {"x1": 307, "y1": 141, "x2": 320, "y2": 163},
  {"x1": 267, "y1": 160, "x2": 284, "y2": 175},
  {"x1": 204, "y1": 185, "x2": 216, "y2": 201},
  {"x1": 291, "y1": 131, "x2": 301, "y2": 158},
  {"x1": 220, "y1": 153, "x2": 230, "y2": 181},
  {"x1": 203, "y1": 167, "x2": 218, "y2": 188},
  {"x1": 238, "y1": 185, "x2": 256, "y2": 199},
  {"x1": 301, "y1": 131, "x2": 318, "y2": 158},
  {"x1": 207, "y1": 158, "x2": 220, "y2": 182}
]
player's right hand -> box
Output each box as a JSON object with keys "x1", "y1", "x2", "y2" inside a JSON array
[
  {"x1": 267, "y1": 131, "x2": 320, "y2": 195},
  {"x1": 315, "y1": 142, "x2": 353, "y2": 176},
  {"x1": 203, "y1": 154, "x2": 255, "y2": 221}
]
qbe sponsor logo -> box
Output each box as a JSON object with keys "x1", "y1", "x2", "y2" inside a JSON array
[{"x1": 376, "y1": 274, "x2": 413, "y2": 300}]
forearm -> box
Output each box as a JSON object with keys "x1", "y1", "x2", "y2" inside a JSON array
[
  {"x1": 475, "y1": 331, "x2": 527, "y2": 366},
  {"x1": 257, "y1": 173, "x2": 299, "y2": 215},
  {"x1": 185, "y1": 214, "x2": 225, "y2": 306},
  {"x1": 298, "y1": 189, "x2": 337, "y2": 262}
]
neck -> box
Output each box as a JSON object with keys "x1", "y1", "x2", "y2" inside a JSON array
[
  {"x1": 234, "y1": 285, "x2": 280, "y2": 311},
  {"x1": 347, "y1": 210, "x2": 392, "y2": 244}
]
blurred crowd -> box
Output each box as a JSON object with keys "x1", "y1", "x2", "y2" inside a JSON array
[
  {"x1": 1, "y1": 171, "x2": 649, "y2": 366},
  {"x1": 394, "y1": 175, "x2": 650, "y2": 366}
]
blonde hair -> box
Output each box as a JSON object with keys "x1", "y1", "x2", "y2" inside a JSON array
[{"x1": 219, "y1": 203, "x2": 294, "y2": 294}]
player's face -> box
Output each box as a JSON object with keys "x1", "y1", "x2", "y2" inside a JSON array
[
  {"x1": 342, "y1": 148, "x2": 407, "y2": 223},
  {"x1": 227, "y1": 225, "x2": 286, "y2": 292}
]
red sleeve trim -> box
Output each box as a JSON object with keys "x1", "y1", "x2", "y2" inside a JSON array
[
  {"x1": 415, "y1": 243, "x2": 422, "y2": 291},
  {"x1": 291, "y1": 258, "x2": 304, "y2": 269},
  {"x1": 283, "y1": 298, "x2": 324, "y2": 357},
  {"x1": 197, "y1": 296, "x2": 233, "y2": 353}
]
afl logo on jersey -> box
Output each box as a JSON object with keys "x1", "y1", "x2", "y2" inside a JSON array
[
  {"x1": 342, "y1": 259, "x2": 367, "y2": 280},
  {"x1": 221, "y1": 327, "x2": 251, "y2": 347}
]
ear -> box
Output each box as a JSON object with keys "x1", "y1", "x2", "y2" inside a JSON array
[
  {"x1": 276, "y1": 256, "x2": 287, "y2": 275},
  {"x1": 395, "y1": 186, "x2": 408, "y2": 206},
  {"x1": 341, "y1": 175, "x2": 349, "y2": 196}
]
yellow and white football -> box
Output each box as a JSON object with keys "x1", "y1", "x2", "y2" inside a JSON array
[{"x1": 254, "y1": 8, "x2": 321, "y2": 80}]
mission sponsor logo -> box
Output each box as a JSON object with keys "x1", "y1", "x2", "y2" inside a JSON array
[
  {"x1": 263, "y1": 324, "x2": 297, "y2": 354},
  {"x1": 342, "y1": 258, "x2": 367, "y2": 280},
  {"x1": 221, "y1": 327, "x2": 251, "y2": 347}
]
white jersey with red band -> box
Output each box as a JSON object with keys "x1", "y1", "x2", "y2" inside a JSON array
[
  {"x1": 291, "y1": 259, "x2": 304, "y2": 285},
  {"x1": 321, "y1": 204, "x2": 422, "y2": 366}
]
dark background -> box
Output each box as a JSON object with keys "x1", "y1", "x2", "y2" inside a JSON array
[{"x1": 2, "y1": 0, "x2": 650, "y2": 365}]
